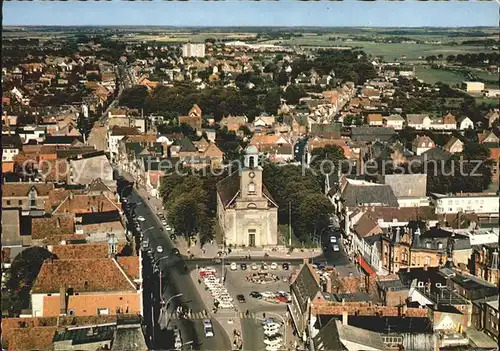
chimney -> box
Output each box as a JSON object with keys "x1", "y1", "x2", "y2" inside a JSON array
[
  {"x1": 342, "y1": 310, "x2": 348, "y2": 326},
  {"x1": 59, "y1": 286, "x2": 67, "y2": 315}
]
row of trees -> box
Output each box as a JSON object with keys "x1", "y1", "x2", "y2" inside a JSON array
[
  {"x1": 159, "y1": 171, "x2": 230, "y2": 245},
  {"x1": 263, "y1": 163, "x2": 335, "y2": 244}
]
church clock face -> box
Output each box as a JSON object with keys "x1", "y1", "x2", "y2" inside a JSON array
[{"x1": 249, "y1": 171, "x2": 255, "y2": 178}]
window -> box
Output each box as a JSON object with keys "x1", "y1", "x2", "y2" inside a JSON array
[
  {"x1": 6, "y1": 200, "x2": 11, "y2": 206},
  {"x1": 437, "y1": 242, "x2": 443, "y2": 250},
  {"x1": 30, "y1": 199, "x2": 36, "y2": 208},
  {"x1": 18, "y1": 200, "x2": 22, "y2": 205},
  {"x1": 426, "y1": 241, "x2": 432, "y2": 249},
  {"x1": 68, "y1": 309, "x2": 75, "y2": 316},
  {"x1": 425, "y1": 256, "x2": 431, "y2": 265},
  {"x1": 97, "y1": 308, "x2": 109, "y2": 315},
  {"x1": 248, "y1": 182, "x2": 256, "y2": 194}
]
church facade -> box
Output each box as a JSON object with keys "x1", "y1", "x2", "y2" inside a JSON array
[{"x1": 216, "y1": 146, "x2": 278, "y2": 247}]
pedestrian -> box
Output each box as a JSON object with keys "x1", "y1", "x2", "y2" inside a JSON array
[{"x1": 198, "y1": 279, "x2": 201, "y2": 285}]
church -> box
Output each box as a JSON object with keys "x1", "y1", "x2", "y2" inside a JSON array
[{"x1": 216, "y1": 146, "x2": 278, "y2": 247}]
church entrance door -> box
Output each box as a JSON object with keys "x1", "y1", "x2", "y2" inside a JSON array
[{"x1": 248, "y1": 229, "x2": 256, "y2": 247}]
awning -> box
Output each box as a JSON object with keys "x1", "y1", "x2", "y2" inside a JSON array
[{"x1": 356, "y1": 255, "x2": 376, "y2": 277}]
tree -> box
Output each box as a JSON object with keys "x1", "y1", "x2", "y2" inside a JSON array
[
  {"x1": 119, "y1": 86, "x2": 149, "y2": 110},
  {"x1": 284, "y1": 84, "x2": 306, "y2": 104},
  {"x1": 238, "y1": 125, "x2": 252, "y2": 137},
  {"x1": 167, "y1": 193, "x2": 205, "y2": 236},
  {"x1": 264, "y1": 88, "x2": 281, "y2": 115},
  {"x1": 4, "y1": 247, "x2": 54, "y2": 314},
  {"x1": 310, "y1": 144, "x2": 346, "y2": 176}
]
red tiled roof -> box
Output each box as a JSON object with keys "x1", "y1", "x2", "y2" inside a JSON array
[
  {"x1": 50, "y1": 244, "x2": 109, "y2": 259},
  {"x1": 31, "y1": 215, "x2": 75, "y2": 240},
  {"x1": 7, "y1": 327, "x2": 57, "y2": 351},
  {"x1": 53, "y1": 193, "x2": 121, "y2": 214},
  {"x1": 117, "y1": 256, "x2": 140, "y2": 280},
  {"x1": 31, "y1": 258, "x2": 136, "y2": 293}
]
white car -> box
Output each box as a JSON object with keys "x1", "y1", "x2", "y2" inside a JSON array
[
  {"x1": 264, "y1": 335, "x2": 283, "y2": 345},
  {"x1": 330, "y1": 236, "x2": 337, "y2": 243},
  {"x1": 156, "y1": 246, "x2": 163, "y2": 253},
  {"x1": 270, "y1": 262, "x2": 278, "y2": 270},
  {"x1": 261, "y1": 291, "x2": 275, "y2": 298},
  {"x1": 230, "y1": 262, "x2": 238, "y2": 271},
  {"x1": 251, "y1": 264, "x2": 258, "y2": 270},
  {"x1": 161, "y1": 220, "x2": 167, "y2": 226},
  {"x1": 264, "y1": 327, "x2": 280, "y2": 337},
  {"x1": 165, "y1": 225, "x2": 172, "y2": 231},
  {"x1": 333, "y1": 244, "x2": 340, "y2": 252},
  {"x1": 263, "y1": 322, "x2": 280, "y2": 331},
  {"x1": 137, "y1": 216, "x2": 146, "y2": 222},
  {"x1": 266, "y1": 344, "x2": 282, "y2": 351},
  {"x1": 203, "y1": 320, "x2": 214, "y2": 337}
]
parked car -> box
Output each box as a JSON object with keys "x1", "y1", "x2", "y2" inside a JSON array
[
  {"x1": 330, "y1": 236, "x2": 337, "y2": 244},
  {"x1": 261, "y1": 263, "x2": 268, "y2": 270},
  {"x1": 137, "y1": 216, "x2": 146, "y2": 222},
  {"x1": 250, "y1": 291, "x2": 262, "y2": 299},
  {"x1": 251, "y1": 263, "x2": 258, "y2": 270},
  {"x1": 264, "y1": 335, "x2": 283, "y2": 345},
  {"x1": 172, "y1": 248, "x2": 180, "y2": 256},
  {"x1": 165, "y1": 225, "x2": 172, "y2": 231},
  {"x1": 282, "y1": 263, "x2": 290, "y2": 270},
  {"x1": 161, "y1": 220, "x2": 167, "y2": 226},
  {"x1": 157, "y1": 246, "x2": 163, "y2": 253},
  {"x1": 333, "y1": 244, "x2": 340, "y2": 252},
  {"x1": 270, "y1": 262, "x2": 278, "y2": 270},
  {"x1": 236, "y1": 294, "x2": 246, "y2": 303},
  {"x1": 240, "y1": 263, "x2": 247, "y2": 270},
  {"x1": 264, "y1": 328, "x2": 280, "y2": 337},
  {"x1": 230, "y1": 262, "x2": 238, "y2": 271}
]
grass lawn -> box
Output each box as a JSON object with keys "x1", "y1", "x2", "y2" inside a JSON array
[
  {"x1": 471, "y1": 70, "x2": 499, "y2": 89},
  {"x1": 414, "y1": 66, "x2": 468, "y2": 86}
]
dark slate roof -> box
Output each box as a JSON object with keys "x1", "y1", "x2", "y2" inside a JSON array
[
  {"x1": 216, "y1": 171, "x2": 278, "y2": 209},
  {"x1": 450, "y1": 273, "x2": 498, "y2": 300},
  {"x1": 398, "y1": 267, "x2": 445, "y2": 290},
  {"x1": 44, "y1": 135, "x2": 83, "y2": 145},
  {"x1": 111, "y1": 323, "x2": 148, "y2": 351},
  {"x1": 216, "y1": 172, "x2": 240, "y2": 208},
  {"x1": 310, "y1": 123, "x2": 342, "y2": 138},
  {"x1": 125, "y1": 142, "x2": 146, "y2": 156},
  {"x1": 175, "y1": 137, "x2": 197, "y2": 153},
  {"x1": 53, "y1": 325, "x2": 115, "y2": 345},
  {"x1": 312, "y1": 318, "x2": 347, "y2": 351},
  {"x1": 56, "y1": 147, "x2": 97, "y2": 159},
  {"x1": 2, "y1": 134, "x2": 22, "y2": 148},
  {"x1": 291, "y1": 264, "x2": 321, "y2": 312},
  {"x1": 418, "y1": 147, "x2": 452, "y2": 162},
  {"x1": 346, "y1": 315, "x2": 433, "y2": 334},
  {"x1": 80, "y1": 211, "x2": 121, "y2": 225},
  {"x1": 341, "y1": 182, "x2": 399, "y2": 207},
  {"x1": 351, "y1": 126, "x2": 396, "y2": 142}
]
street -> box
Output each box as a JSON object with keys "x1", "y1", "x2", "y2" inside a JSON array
[{"x1": 128, "y1": 188, "x2": 231, "y2": 351}]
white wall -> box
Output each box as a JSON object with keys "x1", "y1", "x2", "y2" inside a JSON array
[
  {"x1": 435, "y1": 195, "x2": 499, "y2": 214},
  {"x1": 31, "y1": 293, "x2": 48, "y2": 317}
]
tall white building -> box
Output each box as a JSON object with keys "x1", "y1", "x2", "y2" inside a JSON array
[{"x1": 182, "y1": 43, "x2": 206, "y2": 58}]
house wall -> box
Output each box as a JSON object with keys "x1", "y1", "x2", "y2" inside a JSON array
[
  {"x1": 484, "y1": 303, "x2": 499, "y2": 342},
  {"x1": 31, "y1": 293, "x2": 47, "y2": 317},
  {"x1": 2, "y1": 196, "x2": 49, "y2": 211},
  {"x1": 434, "y1": 195, "x2": 499, "y2": 215},
  {"x1": 397, "y1": 197, "x2": 431, "y2": 208},
  {"x1": 2, "y1": 148, "x2": 19, "y2": 162}
]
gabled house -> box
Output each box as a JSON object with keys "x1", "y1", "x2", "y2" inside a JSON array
[
  {"x1": 477, "y1": 131, "x2": 499, "y2": 146},
  {"x1": 443, "y1": 136, "x2": 464, "y2": 154},
  {"x1": 366, "y1": 113, "x2": 383, "y2": 126},
  {"x1": 383, "y1": 114, "x2": 405, "y2": 130},
  {"x1": 412, "y1": 135, "x2": 435, "y2": 156},
  {"x1": 2, "y1": 183, "x2": 55, "y2": 214},
  {"x1": 457, "y1": 116, "x2": 474, "y2": 130},
  {"x1": 486, "y1": 109, "x2": 499, "y2": 128},
  {"x1": 379, "y1": 174, "x2": 429, "y2": 208},
  {"x1": 406, "y1": 114, "x2": 431, "y2": 130}
]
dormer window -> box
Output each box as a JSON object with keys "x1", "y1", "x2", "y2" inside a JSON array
[
  {"x1": 425, "y1": 241, "x2": 432, "y2": 249},
  {"x1": 437, "y1": 242, "x2": 443, "y2": 250}
]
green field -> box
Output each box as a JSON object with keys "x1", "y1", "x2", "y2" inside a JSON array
[
  {"x1": 471, "y1": 70, "x2": 499, "y2": 89},
  {"x1": 414, "y1": 66, "x2": 468, "y2": 86}
]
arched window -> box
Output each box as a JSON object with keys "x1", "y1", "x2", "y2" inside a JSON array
[{"x1": 248, "y1": 182, "x2": 256, "y2": 194}]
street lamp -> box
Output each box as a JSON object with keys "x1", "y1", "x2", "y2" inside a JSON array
[{"x1": 153, "y1": 256, "x2": 171, "y2": 302}]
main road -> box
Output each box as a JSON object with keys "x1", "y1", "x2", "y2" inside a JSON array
[{"x1": 128, "y1": 188, "x2": 231, "y2": 351}]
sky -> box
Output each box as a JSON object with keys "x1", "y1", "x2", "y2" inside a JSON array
[{"x1": 3, "y1": 1, "x2": 499, "y2": 28}]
